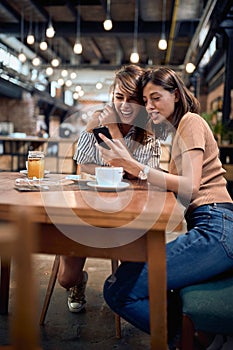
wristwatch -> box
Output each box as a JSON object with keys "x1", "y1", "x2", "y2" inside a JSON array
[{"x1": 138, "y1": 165, "x2": 150, "y2": 180}]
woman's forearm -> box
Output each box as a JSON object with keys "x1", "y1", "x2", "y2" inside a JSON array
[{"x1": 122, "y1": 158, "x2": 193, "y2": 200}]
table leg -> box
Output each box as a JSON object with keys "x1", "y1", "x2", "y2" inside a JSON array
[
  {"x1": 147, "y1": 229, "x2": 167, "y2": 350},
  {"x1": 0, "y1": 257, "x2": 11, "y2": 314}
]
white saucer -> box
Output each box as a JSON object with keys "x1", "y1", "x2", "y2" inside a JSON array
[
  {"x1": 66, "y1": 173, "x2": 96, "y2": 184},
  {"x1": 86, "y1": 181, "x2": 130, "y2": 191}
]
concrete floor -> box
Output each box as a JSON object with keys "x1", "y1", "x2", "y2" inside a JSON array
[
  {"x1": 0, "y1": 230, "x2": 184, "y2": 349},
  {"x1": 0, "y1": 255, "x2": 151, "y2": 350}
]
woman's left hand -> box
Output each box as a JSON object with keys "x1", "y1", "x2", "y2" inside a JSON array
[{"x1": 96, "y1": 134, "x2": 132, "y2": 167}]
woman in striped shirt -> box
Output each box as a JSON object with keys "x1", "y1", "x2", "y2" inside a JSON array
[
  {"x1": 58, "y1": 64, "x2": 161, "y2": 314},
  {"x1": 73, "y1": 64, "x2": 161, "y2": 176}
]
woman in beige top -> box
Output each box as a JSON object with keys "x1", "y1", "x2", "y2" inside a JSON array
[{"x1": 98, "y1": 66, "x2": 233, "y2": 349}]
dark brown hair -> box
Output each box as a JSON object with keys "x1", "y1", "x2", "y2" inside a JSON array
[
  {"x1": 142, "y1": 66, "x2": 200, "y2": 136},
  {"x1": 111, "y1": 64, "x2": 151, "y2": 145}
]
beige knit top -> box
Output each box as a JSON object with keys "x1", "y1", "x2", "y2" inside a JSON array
[{"x1": 169, "y1": 112, "x2": 232, "y2": 211}]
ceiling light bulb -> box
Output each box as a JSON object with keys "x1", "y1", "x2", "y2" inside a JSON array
[
  {"x1": 75, "y1": 85, "x2": 82, "y2": 92},
  {"x1": 40, "y1": 41, "x2": 48, "y2": 51},
  {"x1": 32, "y1": 56, "x2": 41, "y2": 66},
  {"x1": 61, "y1": 69, "x2": 68, "y2": 77},
  {"x1": 158, "y1": 38, "x2": 167, "y2": 50},
  {"x1": 96, "y1": 82, "x2": 103, "y2": 90},
  {"x1": 73, "y1": 41, "x2": 82, "y2": 54},
  {"x1": 18, "y1": 50, "x2": 27, "y2": 63},
  {"x1": 70, "y1": 72, "x2": 77, "y2": 79},
  {"x1": 65, "y1": 79, "x2": 72, "y2": 87},
  {"x1": 58, "y1": 78, "x2": 64, "y2": 86},
  {"x1": 186, "y1": 62, "x2": 196, "y2": 74},
  {"x1": 27, "y1": 34, "x2": 35, "y2": 45},
  {"x1": 46, "y1": 23, "x2": 55, "y2": 38},
  {"x1": 51, "y1": 58, "x2": 60, "y2": 67},
  {"x1": 130, "y1": 52, "x2": 139, "y2": 63},
  {"x1": 103, "y1": 19, "x2": 112, "y2": 31},
  {"x1": 46, "y1": 67, "x2": 53, "y2": 76},
  {"x1": 73, "y1": 92, "x2": 79, "y2": 100}
]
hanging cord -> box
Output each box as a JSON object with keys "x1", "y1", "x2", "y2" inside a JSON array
[
  {"x1": 133, "y1": 0, "x2": 139, "y2": 51},
  {"x1": 162, "y1": 0, "x2": 167, "y2": 37},
  {"x1": 20, "y1": 9, "x2": 24, "y2": 44}
]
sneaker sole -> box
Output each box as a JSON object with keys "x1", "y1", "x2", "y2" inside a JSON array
[{"x1": 68, "y1": 302, "x2": 86, "y2": 313}]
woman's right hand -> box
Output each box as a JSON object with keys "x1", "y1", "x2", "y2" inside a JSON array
[
  {"x1": 86, "y1": 110, "x2": 102, "y2": 132},
  {"x1": 99, "y1": 104, "x2": 123, "y2": 139},
  {"x1": 98, "y1": 104, "x2": 118, "y2": 127},
  {"x1": 86, "y1": 105, "x2": 119, "y2": 136}
]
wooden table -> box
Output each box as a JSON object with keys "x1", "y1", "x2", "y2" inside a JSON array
[{"x1": 0, "y1": 172, "x2": 183, "y2": 349}]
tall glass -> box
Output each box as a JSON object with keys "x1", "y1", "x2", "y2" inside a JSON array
[{"x1": 27, "y1": 151, "x2": 45, "y2": 179}]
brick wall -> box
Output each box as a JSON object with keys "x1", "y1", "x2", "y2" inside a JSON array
[
  {"x1": 206, "y1": 84, "x2": 224, "y2": 113},
  {"x1": 0, "y1": 92, "x2": 36, "y2": 135}
]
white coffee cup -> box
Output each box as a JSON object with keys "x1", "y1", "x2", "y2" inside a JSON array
[{"x1": 95, "y1": 167, "x2": 123, "y2": 186}]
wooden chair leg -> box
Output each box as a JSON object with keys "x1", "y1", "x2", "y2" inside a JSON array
[
  {"x1": 39, "y1": 255, "x2": 60, "y2": 326},
  {"x1": 180, "y1": 314, "x2": 195, "y2": 350},
  {"x1": 0, "y1": 257, "x2": 11, "y2": 315},
  {"x1": 111, "y1": 259, "x2": 121, "y2": 339}
]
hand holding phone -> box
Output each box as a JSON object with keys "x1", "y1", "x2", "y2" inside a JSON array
[{"x1": 93, "y1": 126, "x2": 113, "y2": 150}]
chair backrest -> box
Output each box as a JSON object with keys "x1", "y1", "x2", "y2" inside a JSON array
[{"x1": 0, "y1": 208, "x2": 41, "y2": 350}]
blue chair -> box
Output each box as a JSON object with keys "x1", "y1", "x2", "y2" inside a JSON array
[{"x1": 180, "y1": 269, "x2": 233, "y2": 349}]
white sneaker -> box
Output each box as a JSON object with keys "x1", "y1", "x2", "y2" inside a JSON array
[{"x1": 67, "y1": 271, "x2": 88, "y2": 313}]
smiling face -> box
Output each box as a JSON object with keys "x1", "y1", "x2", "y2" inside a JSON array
[
  {"x1": 143, "y1": 82, "x2": 179, "y2": 125},
  {"x1": 113, "y1": 83, "x2": 141, "y2": 125}
]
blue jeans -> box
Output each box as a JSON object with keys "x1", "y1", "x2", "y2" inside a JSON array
[{"x1": 103, "y1": 204, "x2": 233, "y2": 336}]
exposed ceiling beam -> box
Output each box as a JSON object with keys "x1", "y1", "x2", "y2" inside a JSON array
[
  {"x1": 165, "y1": 0, "x2": 179, "y2": 64},
  {"x1": 0, "y1": 0, "x2": 21, "y2": 21},
  {"x1": 0, "y1": 20, "x2": 198, "y2": 38}
]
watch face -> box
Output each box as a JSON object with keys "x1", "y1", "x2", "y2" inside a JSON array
[
  {"x1": 138, "y1": 166, "x2": 149, "y2": 180},
  {"x1": 138, "y1": 170, "x2": 147, "y2": 180}
]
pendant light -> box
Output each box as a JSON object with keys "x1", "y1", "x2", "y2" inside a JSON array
[
  {"x1": 32, "y1": 22, "x2": 41, "y2": 66},
  {"x1": 46, "y1": 14, "x2": 55, "y2": 38},
  {"x1": 186, "y1": 62, "x2": 196, "y2": 74},
  {"x1": 32, "y1": 56, "x2": 41, "y2": 66},
  {"x1": 130, "y1": 0, "x2": 139, "y2": 63},
  {"x1": 103, "y1": 0, "x2": 113, "y2": 31},
  {"x1": 73, "y1": 2, "x2": 82, "y2": 54},
  {"x1": 18, "y1": 10, "x2": 26, "y2": 63},
  {"x1": 40, "y1": 40, "x2": 48, "y2": 51},
  {"x1": 46, "y1": 66, "x2": 53, "y2": 76},
  {"x1": 158, "y1": 0, "x2": 167, "y2": 50},
  {"x1": 26, "y1": 13, "x2": 35, "y2": 45},
  {"x1": 18, "y1": 50, "x2": 26, "y2": 63},
  {"x1": 40, "y1": 25, "x2": 48, "y2": 51},
  {"x1": 51, "y1": 57, "x2": 60, "y2": 67}
]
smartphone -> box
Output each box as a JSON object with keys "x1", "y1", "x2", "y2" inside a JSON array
[{"x1": 93, "y1": 126, "x2": 113, "y2": 150}]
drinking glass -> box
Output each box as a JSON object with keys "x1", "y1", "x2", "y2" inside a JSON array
[{"x1": 27, "y1": 151, "x2": 45, "y2": 179}]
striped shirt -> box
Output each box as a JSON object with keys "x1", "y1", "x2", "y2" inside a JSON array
[{"x1": 73, "y1": 127, "x2": 161, "y2": 168}]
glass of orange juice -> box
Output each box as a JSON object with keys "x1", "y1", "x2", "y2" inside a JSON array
[{"x1": 27, "y1": 151, "x2": 45, "y2": 179}]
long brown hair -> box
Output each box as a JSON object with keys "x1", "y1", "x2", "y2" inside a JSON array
[
  {"x1": 142, "y1": 66, "x2": 200, "y2": 138},
  {"x1": 111, "y1": 64, "x2": 151, "y2": 145}
]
